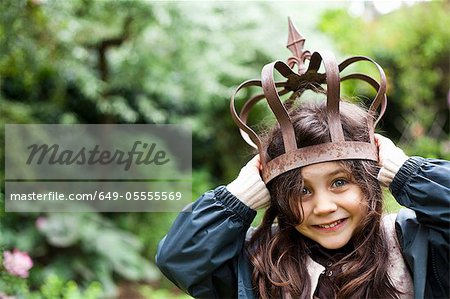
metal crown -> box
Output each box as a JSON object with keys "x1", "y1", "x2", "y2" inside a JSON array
[{"x1": 230, "y1": 18, "x2": 387, "y2": 183}]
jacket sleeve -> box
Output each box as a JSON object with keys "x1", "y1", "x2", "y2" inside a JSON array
[
  {"x1": 391, "y1": 157, "x2": 450, "y2": 299},
  {"x1": 155, "y1": 186, "x2": 257, "y2": 298},
  {"x1": 391, "y1": 156, "x2": 450, "y2": 232}
]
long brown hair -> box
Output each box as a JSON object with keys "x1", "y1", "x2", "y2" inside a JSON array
[{"x1": 248, "y1": 100, "x2": 401, "y2": 298}]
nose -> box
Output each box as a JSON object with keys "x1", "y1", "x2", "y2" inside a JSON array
[{"x1": 312, "y1": 193, "x2": 338, "y2": 215}]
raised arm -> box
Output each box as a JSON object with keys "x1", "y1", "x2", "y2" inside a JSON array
[
  {"x1": 375, "y1": 133, "x2": 450, "y2": 298},
  {"x1": 375, "y1": 133, "x2": 450, "y2": 229},
  {"x1": 155, "y1": 155, "x2": 270, "y2": 298}
]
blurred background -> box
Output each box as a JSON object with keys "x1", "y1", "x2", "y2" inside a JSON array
[{"x1": 0, "y1": 0, "x2": 449, "y2": 298}]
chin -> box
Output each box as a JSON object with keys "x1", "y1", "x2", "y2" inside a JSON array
[{"x1": 317, "y1": 238, "x2": 350, "y2": 249}]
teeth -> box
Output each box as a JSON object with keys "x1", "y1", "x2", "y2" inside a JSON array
[{"x1": 318, "y1": 219, "x2": 343, "y2": 228}]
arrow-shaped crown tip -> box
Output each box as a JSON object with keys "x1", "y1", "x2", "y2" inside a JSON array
[{"x1": 286, "y1": 17, "x2": 306, "y2": 59}]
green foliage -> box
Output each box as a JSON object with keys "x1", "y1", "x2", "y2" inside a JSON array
[
  {"x1": 0, "y1": 0, "x2": 339, "y2": 181},
  {"x1": 139, "y1": 285, "x2": 192, "y2": 299},
  {"x1": 0, "y1": 246, "x2": 101, "y2": 299},
  {"x1": 318, "y1": 2, "x2": 450, "y2": 159},
  {"x1": 27, "y1": 275, "x2": 102, "y2": 299},
  {"x1": 403, "y1": 137, "x2": 450, "y2": 159},
  {"x1": 0, "y1": 1, "x2": 290, "y2": 295},
  {"x1": 36, "y1": 275, "x2": 101, "y2": 299},
  {"x1": 2, "y1": 1, "x2": 286, "y2": 296},
  {"x1": 383, "y1": 190, "x2": 402, "y2": 214},
  {"x1": 1, "y1": 212, "x2": 159, "y2": 297},
  {"x1": 1, "y1": 1, "x2": 448, "y2": 297},
  {"x1": 0, "y1": 267, "x2": 28, "y2": 297}
]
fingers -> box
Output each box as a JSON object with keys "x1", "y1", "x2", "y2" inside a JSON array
[
  {"x1": 374, "y1": 134, "x2": 398, "y2": 164},
  {"x1": 373, "y1": 133, "x2": 409, "y2": 187},
  {"x1": 226, "y1": 154, "x2": 271, "y2": 210},
  {"x1": 245, "y1": 154, "x2": 262, "y2": 171},
  {"x1": 374, "y1": 133, "x2": 395, "y2": 149},
  {"x1": 246, "y1": 154, "x2": 260, "y2": 168}
]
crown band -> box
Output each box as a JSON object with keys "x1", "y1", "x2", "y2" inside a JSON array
[
  {"x1": 262, "y1": 141, "x2": 378, "y2": 183},
  {"x1": 230, "y1": 18, "x2": 387, "y2": 183}
]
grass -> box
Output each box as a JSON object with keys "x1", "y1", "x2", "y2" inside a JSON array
[{"x1": 383, "y1": 189, "x2": 403, "y2": 214}]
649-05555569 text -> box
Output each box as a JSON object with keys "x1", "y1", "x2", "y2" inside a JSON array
[{"x1": 8, "y1": 191, "x2": 183, "y2": 201}]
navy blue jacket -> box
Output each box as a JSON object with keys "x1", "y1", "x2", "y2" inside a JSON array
[{"x1": 156, "y1": 157, "x2": 450, "y2": 298}]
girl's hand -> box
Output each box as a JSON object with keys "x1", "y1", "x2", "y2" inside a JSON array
[
  {"x1": 226, "y1": 155, "x2": 271, "y2": 210},
  {"x1": 374, "y1": 134, "x2": 409, "y2": 187}
]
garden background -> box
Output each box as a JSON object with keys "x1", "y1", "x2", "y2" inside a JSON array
[{"x1": 0, "y1": 1, "x2": 449, "y2": 298}]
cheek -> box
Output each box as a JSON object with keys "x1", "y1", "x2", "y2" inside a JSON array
[
  {"x1": 351, "y1": 197, "x2": 369, "y2": 222},
  {"x1": 294, "y1": 222, "x2": 309, "y2": 236},
  {"x1": 293, "y1": 201, "x2": 313, "y2": 232},
  {"x1": 297, "y1": 200, "x2": 314, "y2": 220},
  {"x1": 356, "y1": 204, "x2": 369, "y2": 222},
  {"x1": 346, "y1": 189, "x2": 365, "y2": 204},
  {"x1": 342, "y1": 190, "x2": 367, "y2": 217}
]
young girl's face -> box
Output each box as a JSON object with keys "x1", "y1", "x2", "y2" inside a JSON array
[{"x1": 295, "y1": 161, "x2": 367, "y2": 249}]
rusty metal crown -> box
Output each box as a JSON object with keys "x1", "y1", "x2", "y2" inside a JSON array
[{"x1": 230, "y1": 18, "x2": 387, "y2": 183}]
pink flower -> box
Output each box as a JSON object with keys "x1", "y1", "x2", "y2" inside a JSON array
[{"x1": 2, "y1": 249, "x2": 33, "y2": 278}]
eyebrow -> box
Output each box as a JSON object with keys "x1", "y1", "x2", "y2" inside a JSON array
[
  {"x1": 327, "y1": 169, "x2": 349, "y2": 177},
  {"x1": 302, "y1": 167, "x2": 351, "y2": 183}
]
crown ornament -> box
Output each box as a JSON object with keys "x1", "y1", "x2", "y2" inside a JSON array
[{"x1": 230, "y1": 18, "x2": 387, "y2": 183}]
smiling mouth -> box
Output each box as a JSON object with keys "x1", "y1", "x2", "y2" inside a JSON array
[{"x1": 315, "y1": 218, "x2": 347, "y2": 229}]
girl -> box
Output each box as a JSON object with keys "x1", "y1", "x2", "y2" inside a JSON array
[{"x1": 156, "y1": 100, "x2": 449, "y2": 298}]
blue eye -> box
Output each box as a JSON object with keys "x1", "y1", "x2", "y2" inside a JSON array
[
  {"x1": 332, "y1": 179, "x2": 347, "y2": 188},
  {"x1": 302, "y1": 187, "x2": 311, "y2": 195}
]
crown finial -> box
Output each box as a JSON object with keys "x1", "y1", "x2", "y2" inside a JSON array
[
  {"x1": 286, "y1": 17, "x2": 310, "y2": 74},
  {"x1": 230, "y1": 18, "x2": 387, "y2": 183}
]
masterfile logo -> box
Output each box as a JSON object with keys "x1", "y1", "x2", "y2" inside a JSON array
[
  {"x1": 5, "y1": 124, "x2": 192, "y2": 212},
  {"x1": 26, "y1": 141, "x2": 170, "y2": 171}
]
